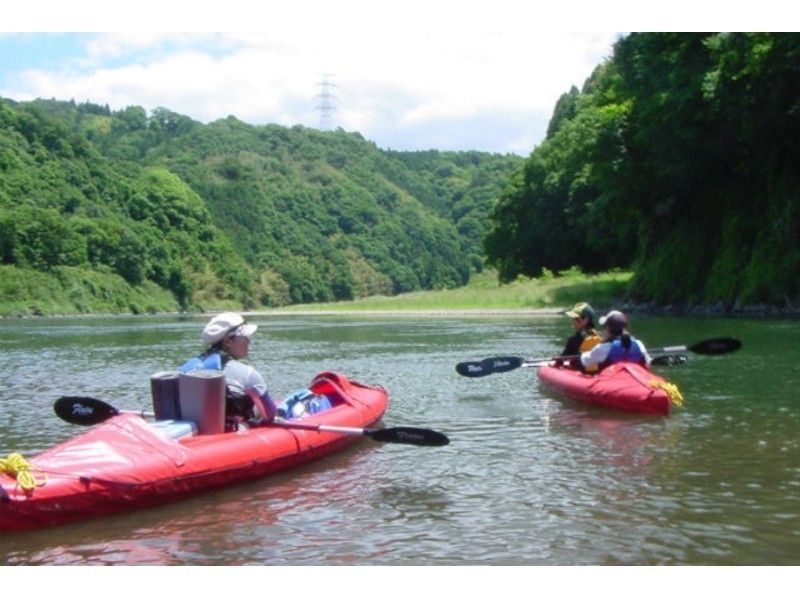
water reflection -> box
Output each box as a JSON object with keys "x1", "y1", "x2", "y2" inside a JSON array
[{"x1": 1, "y1": 315, "x2": 799, "y2": 565}]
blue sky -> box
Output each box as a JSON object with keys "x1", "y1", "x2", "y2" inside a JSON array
[
  {"x1": 0, "y1": 34, "x2": 83, "y2": 72},
  {"x1": 0, "y1": 33, "x2": 234, "y2": 73},
  {"x1": 1, "y1": 2, "x2": 783, "y2": 155}
]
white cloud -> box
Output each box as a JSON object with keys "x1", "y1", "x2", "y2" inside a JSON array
[{"x1": 1, "y1": 19, "x2": 622, "y2": 153}]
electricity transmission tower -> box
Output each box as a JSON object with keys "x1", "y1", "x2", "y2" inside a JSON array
[{"x1": 315, "y1": 75, "x2": 338, "y2": 130}]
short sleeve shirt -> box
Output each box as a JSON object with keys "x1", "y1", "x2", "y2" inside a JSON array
[{"x1": 223, "y1": 359, "x2": 268, "y2": 398}]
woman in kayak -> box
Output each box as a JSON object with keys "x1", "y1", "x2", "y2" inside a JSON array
[
  {"x1": 180, "y1": 312, "x2": 277, "y2": 426},
  {"x1": 555, "y1": 302, "x2": 602, "y2": 370},
  {"x1": 580, "y1": 310, "x2": 652, "y2": 372}
]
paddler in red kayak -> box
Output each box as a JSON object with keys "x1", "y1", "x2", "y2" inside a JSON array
[
  {"x1": 580, "y1": 310, "x2": 652, "y2": 372},
  {"x1": 180, "y1": 312, "x2": 277, "y2": 426},
  {"x1": 554, "y1": 302, "x2": 602, "y2": 370}
]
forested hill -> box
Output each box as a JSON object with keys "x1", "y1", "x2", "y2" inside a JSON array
[
  {"x1": 0, "y1": 97, "x2": 521, "y2": 315},
  {"x1": 485, "y1": 33, "x2": 799, "y2": 310}
]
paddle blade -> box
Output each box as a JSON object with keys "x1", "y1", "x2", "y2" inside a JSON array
[
  {"x1": 481, "y1": 356, "x2": 524, "y2": 373},
  {"x1": 367, "y1": 426, "x2": 450, "y2": 447},
  {"x1": 455, "y1": 360, "x2": 493, "y2": 377},
  {"x1": 455, "y1": 356, "x2": 524, "y2": 377},
  {"x1": 688, "y1": 337, "x2": 742, "y2": 355},
  {"x1": 54, "y1": 396, "x2": 118, "y2": 425}
]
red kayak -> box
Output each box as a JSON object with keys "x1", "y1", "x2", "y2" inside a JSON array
[
  {"x1": 1, "y1": 371, "x2": 388, "y2": 532},
  {"x1": 537, "y1": 362, "x2": 682, "y2": 416}
]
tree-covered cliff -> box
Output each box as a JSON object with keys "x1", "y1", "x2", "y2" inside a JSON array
[{"x1": 485, "y1": 33, "x2": 799, "y2": 309}]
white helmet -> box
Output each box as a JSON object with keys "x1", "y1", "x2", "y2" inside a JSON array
[{"x1": 201, "y1": 312, "x2": 258, "y2": 345}]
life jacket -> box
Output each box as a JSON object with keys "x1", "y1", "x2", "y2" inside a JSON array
[
  {"x1": 579, "y1": 333, "x2": 602, "y2": 373},
  {"x1": 579, "y1": 333, "x2": 601, "y2": 353},
  {"x1": 178, "y1": 351, "x2": 225, "y2": 373},
  {"x1": 603, "y1": 336, "x2": 646, "y2": 367}
]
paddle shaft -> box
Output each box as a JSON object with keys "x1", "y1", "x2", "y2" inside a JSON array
[
  {"x1": 521, "y1": 349, "x2": 680, "y2": 368},
  {"x1": 53, "y1": 396, "x2": 448, "y2": 446},
  {"x1": 522, "y1": 354, "x2": 685, "y2": 367},
  {"x1": 555, "y1": 337, "x2": 740, "y2": 362},
  {"x1": 57, "y1": 400, "x2": 393, "y2": 436},
  {"x1": 273, "y1": 421, "x2": 449, "y2": 446},
  {"x1": 269, "y1": 420, "x2": 389, "y2": 438},
  {"x1": 456, "y1": 337, "x2": 740, "y2": 377}
]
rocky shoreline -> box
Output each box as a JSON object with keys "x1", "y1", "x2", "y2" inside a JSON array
[{"x1": 617, "y1": 301, "x2": 800, "y2": 318}]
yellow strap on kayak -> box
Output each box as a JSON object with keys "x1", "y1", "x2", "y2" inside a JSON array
[
  {"x1": 0, "y1": 452, "x2": 42, "y2": 492},
  {"x1": 650, "y1": 380, "x2": 684, "y2": 408}
]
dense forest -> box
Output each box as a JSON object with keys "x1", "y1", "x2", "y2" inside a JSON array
[
  {"x1": 0, "y1": 97, "x2": 520, "y2": 314},
  {"x1": 485, "y1": 32, "x2": 800, "y2": 309}
]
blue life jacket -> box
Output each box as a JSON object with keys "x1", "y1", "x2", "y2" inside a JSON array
[
  {"x1": 603, "y1": 337, "x2": 646, "y2": 367},
  {"x1": 179, "y1": 352, "x2": 223, "y2": 374}
]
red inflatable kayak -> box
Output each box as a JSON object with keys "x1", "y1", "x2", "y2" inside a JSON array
[
  {"x1": 537, "y1": 362, "x2": 682, "y2": 416},
  {"x1": 1, "y1": 371, "x2": 387, "y2": 532}
]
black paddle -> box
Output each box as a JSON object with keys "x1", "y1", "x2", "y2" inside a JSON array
[
  {"x1": 53, "y1": 396, "x2": 449, "y2": 447},
  {"x1": 55, "y1": 395, "x2": 147, "y2": 424},
  {"x1": 455, "y1": 356, "x2": 528, "y2": 377},
  {"x1": 455, "y1": 336, "x2": 741, "y2": 377}
]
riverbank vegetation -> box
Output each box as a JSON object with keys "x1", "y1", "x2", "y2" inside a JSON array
[
  {"x1": 271, "y1": 268, "x2": 633, "y2": 313},
  {"x1": 0, "y1": 264, "x2": 180, "y2": 316}
]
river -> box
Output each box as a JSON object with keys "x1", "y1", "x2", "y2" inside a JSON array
[{"x1": 1, "y1": 313, "x2": 798, "y2": 566}]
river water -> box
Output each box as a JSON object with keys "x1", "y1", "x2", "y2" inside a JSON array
[{"x1": 1, "y1": 313, "x2": 798, "y2": 566}]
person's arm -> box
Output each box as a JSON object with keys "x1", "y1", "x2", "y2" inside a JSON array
[
  {"x1": 243, "y1": 367, "x2": 276, "y2": 423},
  {"x1": 247, "y1": 387, "x2": 277, "y2": 422},
  {"x1": 555, "y1": 334, "x2": 581, "y2": 366},
  {"x1": 581, "y1": 342, "x2": 611, "y2": 370},
  {"x1": 561, "y1": 334, "x2": 581, "y2": 356},
  {"x1": 636, "y1": 340, "x2": 652, "y2": 368}
]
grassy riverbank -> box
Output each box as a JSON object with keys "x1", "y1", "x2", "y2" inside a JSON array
[
  {"x1": 0, "y1": 265, "x2": 633, "y2": 317},
  {"x1": 0, "y1": 265, "x2": 180, "y2": 317},
  {"x1": 269, "y1": 269, "x2": 634, "y2": 314}
]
